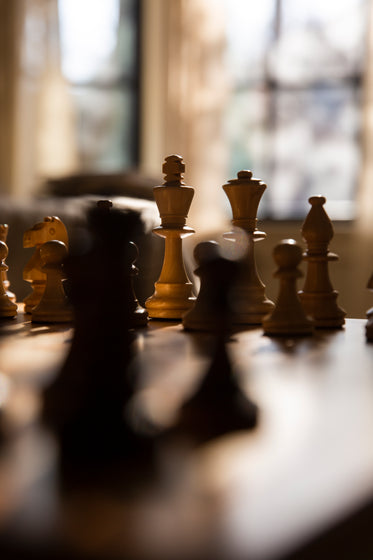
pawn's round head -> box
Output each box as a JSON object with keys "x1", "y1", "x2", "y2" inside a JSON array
[
  {"x1": 40, "y1": 240, "x2": 68, "y2": 265},
  {"x1": 193, "y1": 240, "x2": 220, "y2": 266},
  {"x1": 273, "y1": 239, "x2": 302, "y2": 268},
  {"x1": 308, "y1": 195, "x2": 326, "y2": 207}
]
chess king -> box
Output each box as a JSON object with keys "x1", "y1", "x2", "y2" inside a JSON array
[
  {"x1": 145, "y1": 155, "x2": 196, "y2": 319},
  {"x1": 23, "y1": 216, "x2": 68, "y2": 313}
]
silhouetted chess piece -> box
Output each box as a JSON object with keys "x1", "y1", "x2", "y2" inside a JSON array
[
  {"x1": 175, "y1": 242, "x2": 258, "y2": 443},
  {"x1": 31, "y1": 240, "x2": 74, "y2": 323},
  {"x1": 0, "y1": 224, "x2": 16, "y2": 302},
  {"x1": 182, "y1": 240, "x2": 238, "y2": 332},
  {"x1": 42, "y1": 204, "x2": 151, "y2": 467},
  {"x1": 223, "y1": 170, "x2": 274, "y2": 324},
  {"x1": 23, "y1": 216, "x2": 69, "y2": 312},
  {"x1": 298, "y1": 195, "x2": 346, "y2": 328},
  {"x1": 263, "y1": 239, "x2": 313, "y2": 336},
  {"x1": 145, "y1": 155, "x2": 196, "y2": 319},
  {"x1": 128, "y1": 241, "x2": 148, "y2": 328},
  {"x1": 0, "y1": 241, "x2": 17, "y2": 318},
  {"x1": 366, "y1": 272, "x2": 373, "y2": 341}
]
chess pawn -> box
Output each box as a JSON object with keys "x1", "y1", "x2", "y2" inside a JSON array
[
  {"x1": 0, "y1": 224, "x2": 16, "y2": 302},
  {"x1": 31, "y1": 240, "x2": 73, "y2": 323},
  {"x1": 182, "y1": 240, "x2": 239, "y2": 332},
  {"x1": 128, "y1": 241, "x2": 148, "y2": 327},
  {"x1": 173, "y1": 339, "x2": 258, "y2": 444},
  {"x1": 176, "y1": 244, "x2": 258, "y2": 442},
  {"x1": 263, "y1": 239, "x2": 313, "y2": 336},
  {"x1": 366, "y1": 272, "x2": 373, "y2": 341},
  {"x1": 145, "y1": 155, "x2": 196, "y2": 319},
  {"x1": 23, "y1": 216, "x2": 68, "y2": 313},
  {"x1": 298, "y1": 196, "x2": 346, "y2": 328},
  {"x1": 223, "y1": 170, "x2": 274, "y2": 324},
  {"x1": 0, "y1": 241, "x2": 17, "y2": 318}
]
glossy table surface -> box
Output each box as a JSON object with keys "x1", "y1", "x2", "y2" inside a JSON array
[{"x1": 0, "y1": 312, "x2": 372, "y2": 559}]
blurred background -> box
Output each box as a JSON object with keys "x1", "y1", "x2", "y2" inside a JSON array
[{"x1": 1, "y1": 0, "x2": 373, "y2": 317}]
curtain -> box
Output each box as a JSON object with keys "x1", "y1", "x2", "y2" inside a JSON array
[
  {"x1": 141, "y1": 0, "x2": 229, "y2": 234},
  {"x1": 0, "y1": 0, "x2": 77, "y2": 199}
]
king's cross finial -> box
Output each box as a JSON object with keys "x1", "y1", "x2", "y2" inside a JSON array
[{"x1": 162, "y1": 154, "x2": 185, "y2": 186}]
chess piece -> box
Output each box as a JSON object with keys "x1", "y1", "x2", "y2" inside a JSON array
[
  {"x1": 0, "y1": 224, "x2": 16, "y2": 302},
  {"x1": 31, "y1": 240, "x2": 73, "y2": 323},
  {"x1": 298, "y1": 196, "x2": 346, "y2": 328},
  {"x1": 263, "y1": 239, "x2": 313, "y2": 336},
  {"x1": 175, "y1": 244, "x2": 258, "y2": 442},
  {"x1": 182, "y1": 240, "x2": 238, "y2": 332},
  {"x1": 42, "y1": 206, "x2": 152, "y2": 465},
  {"x1": 223, "y1": 170, "x2": 274, "y2": 324},
  {"x1": 366, "y1": 272, "x2": 373, "y2": 341},
  {"x1": 0, "y1": 241, "x2": 17, "y2": 318},
  {"x1": 145, "y1": 155, "x2": 196, "y2": 319},
  {"x1": 23, "y1": 216, "x2": 68, "y2": 312},
  {"x1": 128, "y1": 241, "x2": 148, "y2": 327}
]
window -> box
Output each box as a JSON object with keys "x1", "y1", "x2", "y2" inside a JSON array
[
  {"x1": 58, "y1": 0, "x2": 140, "y2": 171},
  {"x1": 222, "y1": 0, "x2": 370, "y2": 219}
]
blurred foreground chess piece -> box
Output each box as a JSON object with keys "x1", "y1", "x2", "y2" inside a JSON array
[
  {"x1": 176, "y1": 241, "x2": 258, "y2": 442},
  {"x1": 128, "y1": 241, "x2": 148, "y2": 327},
  {"x1": 263, "y1": 239, "x2": 313, "y2": 336},
  {"x1": 23, "y1": 216, "x2": 69, "y2": 312},
  {"x1": 223, "y1": 170, "x2": 274, "y2": 324},
  {"x1": 182, "y1": 240, "x2": 239, "y2": 332},
  {"x1": 42, "y1": 205, "x2": 152, "y2": 467},
  {"x1": 366, "y1": 272, "x2": 373, "y2": 341},
  {"x1": 0, "y1": 224, "x2": 16, "y2": 302},
  {"x1": 0, "y1": 241, "x2": 17, "y2": 318},
  {"x1": 31, "y1": 240, "x2": 73, "y2": 323},
  {"x1": 145, "y1": 155, "x2": 196, "y2": 319},
  {"x1": 298, "y1": 196, "x2": 345, "y2": 328}
]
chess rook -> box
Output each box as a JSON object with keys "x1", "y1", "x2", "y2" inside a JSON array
[
  {"x1": 31, "y1": 240, "x2": 73, "y2": 323},
  {"x1": 263, "y1": 239, "x2": 313, "y2": 336},
  {"x1": 0, "y1": 241, "x2": 17, "y2": 318},
  {"x1": 298, "y1": 196, "x2": 346, "y2": 328},
  {"x1": 223, "y1": 170, "x2": 274, "y2": 324},
  {"x1": 23, "y1": 216, "x2": 69, "y2": 313},
  {"x1": 0, "y1": 224, "x2": 16, "y2": 302},
  {"x1": 145, "y1": 155, "x2": 196, "y2": 319}
]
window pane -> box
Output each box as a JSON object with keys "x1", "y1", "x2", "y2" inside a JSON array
[
  {"x1": 265, "y1": 87, "x2": 362, "y2": 219},
  {"x1": 223, "y1": 0, "x2": 276, "y2": 86},
  {"x1": 270, "y1": 0, "x2": 369, "y2": 85},
  {"x1": 225, "y1": 88, "x2": 271, "y2": 179},
  {"x1": 58, "y1": 0, "x2": 138, "y2": 84},
  {"x1": 69, "y1": 87, "x2": 137, "y2": 170}
]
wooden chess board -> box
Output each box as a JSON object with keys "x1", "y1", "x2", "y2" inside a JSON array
[{"x1": 0, "y1": 312, "x2": 373, "y2": 559}]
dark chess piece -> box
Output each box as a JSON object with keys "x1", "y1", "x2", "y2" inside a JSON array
[
  {"x1": 41, "y1": 203, "x2": 151, "y2": 468},
  {"x1": 0, "y1": 241, "x2": 17, "y2": 318},
  {"x1": 176, "y1": 241, "x2": 258, "y2": 443},
  {"x1": 128, "y1": 241, "x2": 148, "y2": 328},
  {"x1": 263, "y1": 239, "x2": 313, "y2": 336},
  {"x1": 298, "y1": 195, "x2": 346, "y2": 328},
  {"x1": 183, "y1": 240, "x2": 238, "y2": 332}
]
